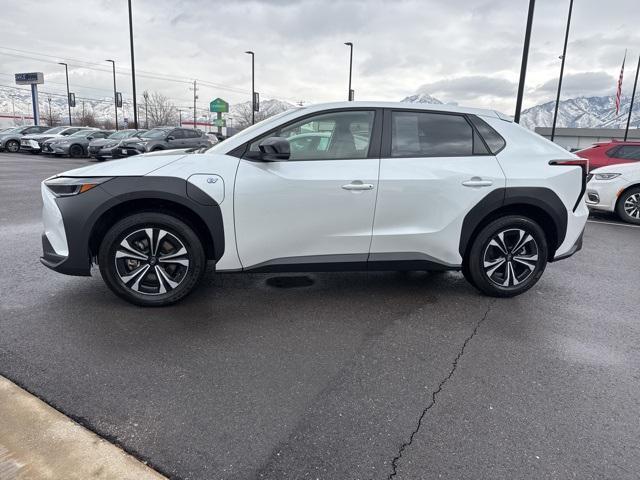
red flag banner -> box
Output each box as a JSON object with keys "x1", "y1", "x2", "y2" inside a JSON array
[{"x1": 616, "y1": 51, "x2": 626, "y2": 115}]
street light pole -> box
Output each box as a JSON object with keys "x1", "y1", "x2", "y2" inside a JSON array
[
  {"x1": 106, "y1": 60, "x2": 119, "y2": 130},
  {"x1": 245, "y1": 51, "x2": 255, "y2": 125},
  {"x1": 514, "y1": 0, "x2": 535, "y2": 123},
  {"x1": 128, "y1": 0, "x2": 138, "y2": 129},
  {"x1": 58, "y1": 62, "x2": 72, "y2": 126},
  {"x1": 191, "y1": 81, "x2": 198, "y2": 128},
  {"x1": 345, "y1": 42, "x2": 353, "y2": 101},
  {"x1": 624, "y1": 55, "x2": 640, "y2": 142},
  {"x1": 550, "y1": 0, "x2": 573, "y2": 142}
]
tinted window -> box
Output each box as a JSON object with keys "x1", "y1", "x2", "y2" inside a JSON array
[
  {"x1": 468, "y1": 115, "x2": 506, "y2": 153},
  {"x1": 249, "y1": 110, "x2": 375, "y2": 160},
  {"x1": 170, "y1": 129, "x2": 186, "y2": 139},
  {"x1": 612, "y1": 145, "x2": 640, "y2": 160},
  {"x1": 184, "y1": 129, "x2": 200, "y2": 138},
  {"x1": 62, "y1": 128, "x2": 82, "y2": 136},
  {"x1": 391, "y1": 111, "x2": 476, "y2": 157}
]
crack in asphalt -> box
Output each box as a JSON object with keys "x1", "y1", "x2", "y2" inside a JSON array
[{"x1": 387, "y1": 299, "x2": 495, "y2": 480}]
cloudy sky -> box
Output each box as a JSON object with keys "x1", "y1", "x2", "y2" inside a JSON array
[{"x1": 1, "y1": 0, "x2": 639, "y2": 114}]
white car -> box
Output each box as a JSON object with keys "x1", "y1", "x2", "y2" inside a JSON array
[
  {"x1": 586, "y1": 162, "x2": 640, "y2": 224},
  {"x1": 20, "y1": 126, "x2": 96, "y2": 153},
  {"x1": 40, "y1": 102, "x2": 588, "y2": 306}
]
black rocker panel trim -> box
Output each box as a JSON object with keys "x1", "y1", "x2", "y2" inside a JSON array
[
  {"x1": 458, "y1": 187, "x2": 568, "y2": 258},
  {"x1": 242, "y1": 252, "x2": 459, "y2": 273},
  {"x1": 42, "y1": 176, "x2": 224, "y2": 277}
]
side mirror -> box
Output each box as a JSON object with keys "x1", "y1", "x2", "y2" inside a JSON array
[
  {"x1": 259, "y1": 136, "x2": 290, "y2": 161},
  {"x1": 166, "y1": 135, "x2": 175, "y2": 141},
  {"x1": 87, "y1": 136, "x2": 94, "y2": 141}
]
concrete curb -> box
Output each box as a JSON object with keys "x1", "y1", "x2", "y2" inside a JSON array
[{"x1": 0, "y1": 376, "x2": 167, "y2": 480}]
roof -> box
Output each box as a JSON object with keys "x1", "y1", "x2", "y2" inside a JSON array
[{"x1": 299, "y1": 101, "x2": 502, "y2": 118}]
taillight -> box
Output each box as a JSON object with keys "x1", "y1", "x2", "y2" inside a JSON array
[{"x1": 549, "y1": 159, "x2": 589, "y2": 211}]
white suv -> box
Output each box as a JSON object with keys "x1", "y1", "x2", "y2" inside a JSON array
[{"x1": 40, "y1": 102, "x2": 588, "y2": 306}]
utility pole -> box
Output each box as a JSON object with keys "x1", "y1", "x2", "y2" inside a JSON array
[
  {"x1": 190, "y1": 81, "x2": 198, "y2": 128},
  {"x1": 10, "y1": 94, "x2": 16, "y2": 124},
  {"x1": 550, "y1": 0, "x2": 573, "y2": 142},
  {"x1": 128, "y1": 0, "x2": 138, "y2": 128},
  {"x1": 82, "y1": 100, "x2": 85, "y2": 124},
  {"x1": 143, "y1": 91, "x2": 149, "y2": 128},
  {"x1": 106, "y1": 59, "x2": 119, "y2": 130},
  {"x1": 624, "y1": 55, "x2": 640, "y2": 141},
  {"x1": 58, "y1": 62, "x2": 72, "y2": 126},
  {"x1": 179, "y1": 109, "x2": 182, "y2": 127},
  {"x1": 47, "y1": 96, "x2": 52, "y2": 126},
  {"x1": 245, "y1": 51, "x2": 255, "y2": 125},
  {"x1": 345, "y1": 42, "x2": 354, "y2": 101},
  {"x1": 514, "y1": 0, "x2": 535, "y2": 123}
]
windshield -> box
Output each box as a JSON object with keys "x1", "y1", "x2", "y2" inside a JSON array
[
  {"x1": 1, "y1": 127, "x2": 21, "y2": 134},
  {"x1": 108, "y1": 130, "x2": 134, "y2": 139},
  {"x1": 42, "y1": 126, "x2": 66, "y2": 134},
  {"x1": 141, "y1": 129, "x2": 170, "y2": 139},
  {"x1": 207, "y1": 108, "x2": 302, "y2": 153},
  {"x1": 69, "y1": 130, "x2": 93, "y2": 137}
]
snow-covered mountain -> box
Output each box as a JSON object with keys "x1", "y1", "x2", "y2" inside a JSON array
[
  {"x1": 400, "y1": 92, "x2": 443, "y2": 105},
  {"x1": 519, "y1": 95, "x2": 640, "y2": 130},
  {"x1": 400, "y1": 90, "x2": 640, "y2": 131}
]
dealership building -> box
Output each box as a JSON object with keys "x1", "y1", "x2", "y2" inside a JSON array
[{"x1": 535, "y1": 127, "x2": 640, "y2": 151}]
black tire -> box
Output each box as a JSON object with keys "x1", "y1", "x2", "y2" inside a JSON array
[
  {"x1": 615, "y1": 186, "x2": 640, "y2": 225},
  {"x1": 150, "y1": 147, "x2": 164, "y2": 152},
  {"x1": 5, "y1": 140, "x2": 19, "y2": 153},
  {"x1": 466, "y1": 215, "x2": 548, "y2": 298},
  {"x1": 95, "y1": 156, "x2": 105, "y2": 162},
  {"x1": 98, "y1": 213, "x2": 206, "y2": 307},
  {"x1": 69, "y1": 144, "x2": 84, "y2": 158}
]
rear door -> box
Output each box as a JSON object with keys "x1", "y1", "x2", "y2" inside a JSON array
[
  {"x1": 234, "y1": 108, "x2": 382, "y2": 269},
  {"x1": 370, "y1": 109, "x2": 506, "y2": 267}
]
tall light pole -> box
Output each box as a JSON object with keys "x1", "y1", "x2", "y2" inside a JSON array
[
  {"x1": 514, "y1": 0, "x2": 535, "y2": 123},
  {"x1": 106, "y1": 59, "x2": 119, "y2": 130},
  {"x1": 190, "y1": 81, "x2": 198, "y2": 128},
  {"x1": 624, "y1": 55, "x2": 640, "y2": 141},
  {"x1": 245, "y1": 51, "x2": 255, "y2": 125},
  {"x1": 143, "y1": 90, "x2": 149, "y2": 128},
  {"x1": 128, "y1": 0, "x2": 138, "y2": 128},
  {"x1": 345, "y1": 42, "x2": 353, "y2": 101},
  {"x1": 58, "y1": 62, "x2": 72, "y2": 126},
  {"x1": 550, "y1": 0, "x2": 574, "y2": 142}
]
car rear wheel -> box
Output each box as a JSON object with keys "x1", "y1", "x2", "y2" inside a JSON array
[
  {"x1": 98, "y1": 213, "x2": 207, "y2": 307},
  {"x1": 616, "y1": 187, "x2": 640, "y2": 225},
  {"x1": 466, "y1": 215, "x2": 548, "y2": 297},
  {"x1": 5, "y1": 140, "x2": 19, "y2": 153},
  {"x1": 69, "y1": 144, "x2": 84, "y2": 158}
]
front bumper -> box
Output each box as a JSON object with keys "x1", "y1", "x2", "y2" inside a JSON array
[
  {"x1": 585, "y1": 178, "x2": 626, "y2": 213},
  {"x1": 20, "y1": 139, "x2": 41, "y2": 151},
  {"x1": 116, "y1": 145, "x2": 144, "y2": 156},
  {"x1": 89, "y1": 145, "x2": 122, "y2": 158}
]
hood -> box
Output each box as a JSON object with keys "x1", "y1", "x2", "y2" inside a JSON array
[
  {"x1": 24, "y1": 133, "x2": 63, "y2": 140},
  {"x1": 57, "y1": 153, "x2": 187, "y2": 177},
  {"x1": 89, "y1": 138, "x2": 114, "y2": 147},
  {"x1": 143, "y1": 147, "x2": 204, "y2": 156},
  {"x1": 591, "y1": 162, "x2": 640, "y2": 175}
]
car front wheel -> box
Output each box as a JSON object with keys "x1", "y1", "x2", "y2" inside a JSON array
[
  {"x1": 616, "y1": 187, "x2": 640, "y2": 224},
  {"x1": 5, "y1": 140, "x2": 19, "y2": 153},
  {"x1": 466, "y1": 215, "x2": 548, "y2": 297},
  {"x1": 98, "y1": 213, "x2": 206, "y2": 306}
]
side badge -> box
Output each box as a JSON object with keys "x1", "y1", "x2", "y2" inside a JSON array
[{"x1": 207, "y1": 177, "x2": 219, "y2": 184}]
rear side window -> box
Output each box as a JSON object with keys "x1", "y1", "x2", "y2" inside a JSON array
[
  {"x1": 611, "y1": 145, "x2": 640, "y2": 160},
  {"x1": 391, "y1": 111, "x2": 484, "y2": 157},
  {"x1": 468, "y1": 115, "x2": 506, "y2": 154},
  {"x1": 185, "y1": 129, "x2": 201, "y2": 138}
]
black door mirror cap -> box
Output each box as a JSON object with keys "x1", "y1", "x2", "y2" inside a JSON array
[
  {"x1": 259, "y1": 136, "x2": 290, "y2": 161},
  {"x1": 166, "y1": 135, "x2": 175, "y2": 141}
]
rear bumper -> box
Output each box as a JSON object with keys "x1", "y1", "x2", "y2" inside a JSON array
[{"x1": 551, "y1": 227, "x2": 583, "y2": 262}]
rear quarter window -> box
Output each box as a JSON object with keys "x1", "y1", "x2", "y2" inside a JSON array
[{"x1": 468, "y1": 115, "x2": 506, "y2": 154}]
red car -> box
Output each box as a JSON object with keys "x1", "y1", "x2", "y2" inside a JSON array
[{"x1": 576, "y1": 141, "x2": 640, "y2": 171}]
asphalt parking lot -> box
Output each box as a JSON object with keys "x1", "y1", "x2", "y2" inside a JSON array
[{"x1": 1, "y1": 151, "x2": 639, "y2": 480}]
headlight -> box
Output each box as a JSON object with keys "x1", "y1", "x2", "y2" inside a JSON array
[
  {"x1": 44, "y1": 177, "x2": 112, "y2": 197},
  {"x1": 594, "y1": 173, "x2": 621, "y2": 180}
]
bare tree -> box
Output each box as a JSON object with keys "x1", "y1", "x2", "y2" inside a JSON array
[
  {"x1": 146, "y1": 92, "x2": 178, "y2": 127},
  {"x1": 233, "y1": 100, "x2": 289, "y2": 130}
]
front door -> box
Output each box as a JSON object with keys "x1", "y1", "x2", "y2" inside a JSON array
[
  {"x1": 234, "y1": 109, "x2": 381, "y2": 269},
  {"x1": 370, "y1": 109, "x2": 506, "y2": 267}
]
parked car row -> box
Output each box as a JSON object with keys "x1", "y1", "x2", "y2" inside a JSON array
[{"x1": 0, "y1": 125, "x2": 216, "y2": 160}]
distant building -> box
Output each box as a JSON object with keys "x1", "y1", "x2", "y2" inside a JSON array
[{"x1": 535, "y1": 127, "x2": 640, "y2": 151}]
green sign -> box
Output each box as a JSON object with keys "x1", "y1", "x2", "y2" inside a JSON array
[
  {"x1": 213, "y1": 118, "x2": 226, "y2": 127},
  {"x1": 209, "y1": 98, "x2": 229, "y2": 113}
]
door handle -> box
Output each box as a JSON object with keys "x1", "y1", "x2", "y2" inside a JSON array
[
  {"x1": 462, "y1": 177, "x2": 493, "y2": 187},
  {"x1": 342, "y1": 182, "x2": 374, "y2": 191}
]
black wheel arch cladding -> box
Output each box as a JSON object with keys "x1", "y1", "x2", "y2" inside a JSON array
[{"x1": 459, "y1": 187, "x2": 568, "y2": 259}]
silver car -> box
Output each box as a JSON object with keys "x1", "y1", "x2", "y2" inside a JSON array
[{"x1": 0, "y1": 125, "x2": 52, "y2": 153}]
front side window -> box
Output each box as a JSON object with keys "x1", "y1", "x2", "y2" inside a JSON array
[
  {"x1": 391, "y1": 111, "x2": 480, "y2": 157},
  {"x1": 249, "y1": 110, "x2": 375, "y2": 160},
  {"x1": 613, "y1": 145, "x2": 640, "y2": 160}
]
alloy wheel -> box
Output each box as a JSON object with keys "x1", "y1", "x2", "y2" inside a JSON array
[
  {"x1": 114, "y1": 228, "x2": 190, "y2": 295},
  {"x1": 482, "y1": 228, "x2": 539, "y2": 287},
  {"x1": 623, "y1": 193, "x2": 640, "y2": 219},
  {"x1": 6, "y1": 140, "x2": 19, "y2": 153}
]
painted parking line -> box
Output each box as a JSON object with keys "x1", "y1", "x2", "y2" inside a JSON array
[{"x1": 587, "y1": 220, "x2": 640, "y2": 229}]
